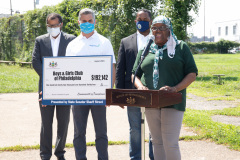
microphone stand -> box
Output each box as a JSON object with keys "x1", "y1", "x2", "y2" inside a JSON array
[
  {"x1": 132, "y1": 56, "x2": 146, "y2": 160},
  {"x1": 132, "y1": 35, "x2": 154, "y2": 160}
]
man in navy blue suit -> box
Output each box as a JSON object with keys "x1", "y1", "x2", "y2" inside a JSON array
[{"x1": 115, "y1": 9, "x2": 154, "y2": 160}]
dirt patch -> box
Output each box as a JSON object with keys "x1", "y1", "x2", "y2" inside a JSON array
[
  {"x1": 211, "y1": 115, "x2": 240, "y2": 126},
  {"x1": 187, "y1": 93, "x2": 239, "y2": 110}
]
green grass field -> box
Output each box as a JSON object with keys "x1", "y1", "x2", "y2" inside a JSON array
[
  {"x1": 189, "y1": 54, "x2": 240, "y2": 100},
  {"x1": 184, "y1": 54, "x2": 240, "y2": 151},
  {"x1": 0, "y1": 64, "x2": 38, "y2": 93},
  {"x1": 0, "y1": 54, "x2": 240, "y2": 151},
  {"x1": 1, "y1": 54, "x2": 240, "y2": 98}
]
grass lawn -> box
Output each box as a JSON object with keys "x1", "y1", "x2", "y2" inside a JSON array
[
  {"x1": 1, "y1": 54, "x2": 239, "y2": 98},
  {"x1": 183, "y1": 108, "x2": 240, "y2": 151},
  {"x1": 0, "y1": 54, "x2": 240, "y2": 151},
  {"x1": 183, "y1": 53, "x2": 240, "y2": 151},
  {"x1": 0, "y1": 64, "x2": 38, "y2": 93},
  {"x1": 189, "y1": 53, "x2": 240, "y2": 100}
]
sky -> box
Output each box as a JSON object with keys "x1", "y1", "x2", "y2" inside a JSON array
[
  {"x1": 1, "y1": 0, "x2": 240, "y2": 38},
  {"x1": 0, "y1": 0, "x2": 63, "y2": 14},
  {"x1": 188, "y1": 0, "x2": 240, "y2": 38}
]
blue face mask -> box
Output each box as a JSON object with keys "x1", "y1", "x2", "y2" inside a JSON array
[
  {"x1": 80, "y1": 22, "x2": 95, "y2": 34},
  {"x1": 136, "y1": 21, "x2": 150, "y2": 32}
]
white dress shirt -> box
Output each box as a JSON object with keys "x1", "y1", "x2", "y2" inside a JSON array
[
  {"x1": 66, "y1": 31, "x2": 116, "y2": 63},
  {"x1": 50, "y1": 32, "x2": 61, "y2": 57},
  {"x1": 137, "y1": 31, "x2": 150, "y2": 52}
]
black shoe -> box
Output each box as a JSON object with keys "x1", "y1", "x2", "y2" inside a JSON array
[{"x1": 57, "y1": 155, "x2": 66, "y2": 160}]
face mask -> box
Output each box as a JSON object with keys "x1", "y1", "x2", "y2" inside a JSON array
[
  {"x1": 80, "y1": 22, "x2": 95, "y2": 34},
  {"x1": 136, "y1": 21, "x2": 150, "y2": 32},
  {"x1": 47, "y1": 27, "x2": 61, "y2": 37}
]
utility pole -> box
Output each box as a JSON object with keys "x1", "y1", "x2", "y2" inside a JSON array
[
  {"x1": 34, "y1": 0, "x2": 39, "y2": 10},
  {"x1": 210, "y1": 30, "x2": 211, "y2": 42},
  {"x1": 204, "y1": 0, "x2": 205, "y2": 41},
  {"x1": 9, "y1": 0, "x2": 13, "y2": 58},
  {"x1": 10, "y1": 0, "x2": 13, "y2": 15},
  {"x1": 34, "y1": 0, "x2": 36, "y2": 9}
]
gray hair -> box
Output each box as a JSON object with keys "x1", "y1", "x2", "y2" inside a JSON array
[{"x1": 78, "y1": 8, "x2": 95, "y2": 21}]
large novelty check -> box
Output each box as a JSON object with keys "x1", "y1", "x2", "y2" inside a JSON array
[{"x1": 42, "y1": 56, "x2": 113, "y2": 105}]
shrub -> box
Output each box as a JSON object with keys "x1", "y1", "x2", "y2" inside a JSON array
[{"x1": 188, "y1": 39, "x2": 240, "y2": 54}]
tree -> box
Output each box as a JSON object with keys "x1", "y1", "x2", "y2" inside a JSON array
[
  {"x1": 0, "y1": 0, "x2": 202, "y2": 61},
  {"x1": 57, "y1": 0, "x2": 158, "y2": 53},
  {"x1": 159, "y1": 0, "x2": 201, "y2": 41},
  {"x1": 217, "y1": 39, "x2": 240, "y2": 53},
  {"x1": 23, "y1": 6, "x2": 55, "y2": 61},
  {"x1": 110, "y1": 0, "x2": 158, "y2": 53}
]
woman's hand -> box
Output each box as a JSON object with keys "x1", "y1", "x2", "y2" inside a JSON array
[
  {"x1": 159, "y1": 86, "x2": 177, "y2": 93},
  {"x1": 137, "y1": 85, "x2": 149, "y2": 90},
  {"x1": 162, "y1": 73, "x2": 196, "y2": 93},
  {"x1": 131, "y1": 74, "x2": 148, "y2": 90}
]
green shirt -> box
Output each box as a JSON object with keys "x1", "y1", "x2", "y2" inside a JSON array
[{"x1": 132, "y1": 41, "x2": 198, "y2": 111}]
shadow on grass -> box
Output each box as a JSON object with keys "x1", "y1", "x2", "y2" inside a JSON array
[{"x1": 196, "y1": 76, "x2": 238, "y2": 81}]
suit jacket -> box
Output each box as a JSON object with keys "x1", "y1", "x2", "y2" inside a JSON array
[
  {"x1": 32, "y1": 32, "x2": 76, "y2": 93},
  {"x1": 115, "y1": 33, "x2": 138, "y2": 89}
]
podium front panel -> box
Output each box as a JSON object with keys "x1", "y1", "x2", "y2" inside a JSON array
[
  {"x1": 106, "y1": 89, "x2": 182, "y2": 108},
  {"x1": 111, "y1": 91, "x2": 152, "y2": 106}
]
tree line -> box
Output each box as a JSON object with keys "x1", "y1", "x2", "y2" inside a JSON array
[
  {"x1": 0, "y1": 0, "x2": 201, "y2": 62},
  {"x1": 188, "y1": 40, "x2": 240, "y2": 54}
]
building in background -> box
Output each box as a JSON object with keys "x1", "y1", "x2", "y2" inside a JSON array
[
  {"x1": 214, "y1": 19, "x2": 240, "y2": 43},
  {"x1": 0, "y1": 14, "x2": 11, "y2": 18},
  {"x1": 190, "y1": 35, "x2": 214, "y2": 43}
]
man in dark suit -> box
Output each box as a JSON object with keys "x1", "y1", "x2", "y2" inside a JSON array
[
  {"x1": 115, "y1": 9, "x2": 154, "y2": 160},
  {"x1": 32, "y1": 13, "x2": 75, "y2": 160}
]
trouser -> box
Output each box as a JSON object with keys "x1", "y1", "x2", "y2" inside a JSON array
[
  {"x1": 39, "y1": 102, "x2": 70, "y2": 160},
  {"x1": 145, "y1": 108, "x2": 184, "y2": 160},
  {"x1": 127, "y1": 106, "x2": 154, "y2": 160},
  {"x1": 72, "y1": 105, "x2": 108, "y2": 160}
]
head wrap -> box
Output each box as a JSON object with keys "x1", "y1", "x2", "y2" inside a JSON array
[
  {"x1": 151, "y1": 15, "x2": 179, "y2": 58},
  {"x1": 150, "y1": 15, "x2": 180, "y2": 89}
]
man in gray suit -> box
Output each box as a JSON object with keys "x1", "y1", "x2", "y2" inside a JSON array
[{"x1": 32, "y1": 13, "x2": 75, "y2": 160}]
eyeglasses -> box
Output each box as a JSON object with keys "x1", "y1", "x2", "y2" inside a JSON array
[
  {"x1": 151, "y1": 26, "x2": 169, "y2": 31},
  {"x1": 46, "y1": 23, "x2": 61, "y2": 28}
]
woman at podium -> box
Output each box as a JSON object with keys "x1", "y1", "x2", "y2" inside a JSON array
[{"x1": 132, "y1": 15, "x2": 198, "y2": 160}]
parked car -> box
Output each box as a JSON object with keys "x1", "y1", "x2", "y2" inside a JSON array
[
  {"x1": 228, "y1": 48, "x2": 237, "y2": 53},
  {"x1": 236, "y1": 48, "x2": 240, "y2": 53}
]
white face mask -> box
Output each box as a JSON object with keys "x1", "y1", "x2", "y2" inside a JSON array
[{"x1": 47, "y1": 27, "x2": 61, "y2": 37}]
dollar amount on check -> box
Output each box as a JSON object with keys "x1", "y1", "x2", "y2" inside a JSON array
[{"x1": 91, "y1": 75, "x2": 108, "y2": 81}]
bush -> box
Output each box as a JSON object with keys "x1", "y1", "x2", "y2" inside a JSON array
[
  {"x1": 216, "y1": 39, "x2": 240, "y2": 53},
  {"x1": 188, "y1": 39, "x2": 240, "y2": 54},
  {"x1": 188, "y1": 41, "x2": 217, "y2": 54}
]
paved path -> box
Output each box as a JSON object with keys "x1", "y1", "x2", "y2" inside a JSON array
[{"x1": 0, "y1": 93, "x2": 240, "y2": 160}]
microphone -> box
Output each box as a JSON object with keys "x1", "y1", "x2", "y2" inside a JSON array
[
  {"x1": 141, "y1": 35, "x2": 155, "y2": 61},
  {"x1": 132, "y1": 35, "x2": 155, "y2": 89}
]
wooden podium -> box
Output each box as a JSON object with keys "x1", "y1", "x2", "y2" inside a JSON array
[
  {"x1": 106, "y1": 88, "x2": 182, "y2": 160},
  {"x1": 106, "y1": 89, "x2": 182, "y2": 108}
]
